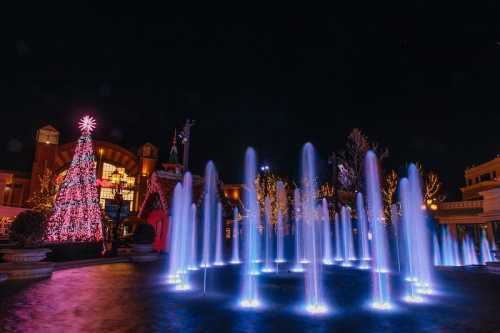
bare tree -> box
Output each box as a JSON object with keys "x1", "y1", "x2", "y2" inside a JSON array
[
  {"x1": 337, "y1": 128, "x2": 389, "y2": 193},
  {"x1": 27, "y1": 168, "x2": 56, "y2": 216},
  {"x1": 416, "y1": 163, "x2": 446, "y2": 205},
  {"x1": 382, "y1": 170, "x2": 398, "y2": 221}
]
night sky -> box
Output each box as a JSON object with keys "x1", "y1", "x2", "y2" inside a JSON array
[{"x1": 5, "y1": 3, "x2": 500, "y2": 199}]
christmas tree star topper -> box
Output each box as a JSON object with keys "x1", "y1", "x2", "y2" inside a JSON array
[{"x1": 79, "y1": 116, "x2": 96, "y2": 134}]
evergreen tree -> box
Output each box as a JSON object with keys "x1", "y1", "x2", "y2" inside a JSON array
[{"x1": 45, "y1": 116, "x2": 103, "y2": 243}]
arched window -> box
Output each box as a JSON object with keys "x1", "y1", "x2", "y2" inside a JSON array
[{"x1": 99, "y1": 163, "x2": 135, "y2": 210}]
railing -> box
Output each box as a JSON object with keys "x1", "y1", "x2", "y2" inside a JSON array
[{"x1": 437, "y1": 200, "x2": 483, "y2": 210}]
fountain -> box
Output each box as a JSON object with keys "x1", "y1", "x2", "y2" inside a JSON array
[
  {"x1": 433, "y1": 233, "x2": 442, "y2": 266},
  {"x1": 480, "y1": 229, "x2": 494, "y2": 264},
  {"x1": 356, "y1": 193, "x2": 371, "y2": 269},
  {"x1": 408, "y1": 164, "x2": 432, "y2": 294},
  {"x1": 400, "y1": 177, "x2": 422, "y2": 302},
  {"x1": 201, "y1": 161, "x2": 217, "y2": 268},
  {"x1": 230, "y1": 207, "x2": 241, "y2": 264},
  {"x1": 167, "y1": 173, "x2": 193, "y2": 290},
  {"x1": 441, "y1": 226, "x2": 461, "y2": 266},
  {"x1": 214, "y1": 202, "x2": 225, "y2": 266},
  {"x1": 301, "y1": 143, "x2": 327, "y2": 314},
  {"x1": 462, "y1": 234, "x2": 478, "y2": 266},
  {"x1": 334, "y1": 213, "x2": 343, "y2": 262},
  {"x1": 275, "y1": 181, "x2": 286, "y2": 264},
  {"x1": 291, "y1": 189, "x2": 304, "y2": 273},
  {"x1": 167, "y1": 183, "x2": 184, "y2": 284},
  {"x1": 399, "y1": 164, "x2": 433, "y2": 300},
  {"x1": 321, "y1": 198, "x2": 333, "y2": 265},
  {"x1": 262, "y1": 196, "x2": 274, "y2": 273},
  {"x1": 340, "y1": 206, "x2": 355, "y2": 267},
  {"x1": 239, "y1": 147, "x2": 261, "y2": 308},
  {"x1": 187, "y1": 203, "x2": 198, "y2": 271},
  {"x1": 365, "y1": 151, "x2": 392, "y2": 310}
]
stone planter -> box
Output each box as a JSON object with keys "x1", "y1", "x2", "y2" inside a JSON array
[
  {"x1": 0, "y1": 262, "x2": 54, "y2": 280},
  {"x1": 131, "y1": 243, "x2": 153, "y2": 254},
  {"x1": 0, "y1": 248, "x2": 52, "y2": 263}
]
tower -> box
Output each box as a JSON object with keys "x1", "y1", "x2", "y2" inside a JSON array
[
  {"x1": 30, "y1": 125, "x2": 60, "y2": 197},
  {"x1": 163, "y1": 130, "x2": 183, "y2": 175}
]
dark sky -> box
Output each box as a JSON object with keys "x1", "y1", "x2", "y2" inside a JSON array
[{"x1": 4, "y1": 2, "x2": 500, "y2": 199}]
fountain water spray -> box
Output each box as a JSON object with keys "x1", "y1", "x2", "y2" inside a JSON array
[
  {"x1": 167, "y1": 173, "x2": 193, "y2": 290},
  {"x1": 334, "y1": 213, "x2": 343, "y2": 262},
  {"x1": 408, "y1": 164, "x2": 432, "y2": 294},
  {"x1": 340, "y1": 206, "x2": 355, "y2": 267},
  {"x1": 441, "y1": 226, "x2": 461, "y2": 266},
  {"x1": 321, "y1": 198, "x2": 333, "y2": 265},
  {"x1": 356, "y1": 193, "x2": 371, "y2": 269},
  {"x1": 240, "y1": 148, "x2": 261, "y2": 308},
  {"x1": 291, "y1": 189, "x2": 304, "y2": 272},
  {"x1": 275, "y1": 181, "x2": 286, "y2": 264},
  {"x1": 230, "y1": 207, "x2": 241, "y2": 264},
  {"x1": 480, "y1": 229, "x2": 494, "y2": 264},
  {"x1": 433, "y1": 233, "x2": 441, "y2": 266},
  {"x1": 201, "y1": 161, "x2": 217, "y2": 268},
  {"x1": 400, "y1": 178, "x2": 422, "y2": 302},
  {"x1": 167, "y1": 183, "x2": 184, "y2": 284},
  {"x1": 462, "y1": 234, "x2": 478, "y2": 265},
  {"x1": 302, "y1": 143, "x2": 327, "y2": 314},
  {"x1": 187, "y1": 204, "x2": 198, "y2": 271},
  {"x1": 262, "y1": 196, "x2": 274, "y2": 273},
  {"x1": 365, "y1": 151, "x2": 392, "y2": 310},
  {"x1": 214, "y1": 202, "x2": 225, "y2": 266}
]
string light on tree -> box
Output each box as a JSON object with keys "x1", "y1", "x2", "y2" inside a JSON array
[{"x1": 45, "y1": 116, "x2": 103, "y2": 243}]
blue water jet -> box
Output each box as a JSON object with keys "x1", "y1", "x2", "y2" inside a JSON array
[
  {"x1": 214, "y1": 202, "x2": 225, "y2": 266},
  {"x1": 365, "y1": 151, "x2": 392, "y2": 310},
  {"x1": 321, "y1": 198, "x2": 334, "y2": 265},
  {"x1": 240, "y1": 148, "x2": 261, "y2": 308},
  {"x1": 230, "y1": 207, "x2": 241, "y2": 264},
  {"x1": 301, "y1": 143, "x2": 328, "y2": 314}
]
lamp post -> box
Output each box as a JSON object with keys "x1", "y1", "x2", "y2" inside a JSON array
[{"x1": 110, "y1": 168, "x2": 135, "y2": 256}]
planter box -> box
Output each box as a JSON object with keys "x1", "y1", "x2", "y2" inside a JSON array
[{"x1": 0, "y1": 248, "x2": 51, "y2": 263}]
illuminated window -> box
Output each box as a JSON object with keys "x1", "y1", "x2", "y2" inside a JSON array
[
  {"x1": 100, "y1": 163, "x2": 135, "y2": 210},
  {"x1": 57, "y1": 162, "x2": 136, "y2": 211}
]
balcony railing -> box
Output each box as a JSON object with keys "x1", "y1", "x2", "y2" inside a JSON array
[{"x1": 437, "y1": 200, "x2": 483, "y2": 210}]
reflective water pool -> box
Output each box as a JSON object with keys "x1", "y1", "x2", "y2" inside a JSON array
[{"x1": 0, "y1": 260, "x2": 498, "y2": 332}]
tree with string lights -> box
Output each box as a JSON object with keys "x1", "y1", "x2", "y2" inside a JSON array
[{"x1": 44, "y1": 116, "x2": 103, "y2": 243}]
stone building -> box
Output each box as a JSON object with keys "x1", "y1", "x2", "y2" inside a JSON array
[{"x1": 433, "y1": 156, "x2": 500, "y2": 246}]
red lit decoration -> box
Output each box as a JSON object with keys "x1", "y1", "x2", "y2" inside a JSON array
[{"x1": 45, "y1": 116, "x2": 103, "y2": 243}]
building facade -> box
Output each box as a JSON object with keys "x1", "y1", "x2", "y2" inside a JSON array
[
  {"x1": 0, "y1": 125, "x2": 160, "y2": 239},
  {"x1": 433, "y1": 156, "x2": 500, "y2": 246}
]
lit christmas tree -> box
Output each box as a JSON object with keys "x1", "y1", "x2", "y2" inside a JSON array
[{"x1": 45, "y1": 116, "x2": 103, "y2": 243}]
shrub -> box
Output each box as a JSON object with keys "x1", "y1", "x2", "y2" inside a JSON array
[
  {"x1": 132, "y1": 223, "x2": 156, "y2": 244},
  {"x1": 10, "y1": 210, "x2": 46, "y2": 248}
]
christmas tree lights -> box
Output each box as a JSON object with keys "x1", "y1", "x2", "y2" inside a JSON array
[{"x1": 45, "y1": 116, "x2": 103, "y2": 243}]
